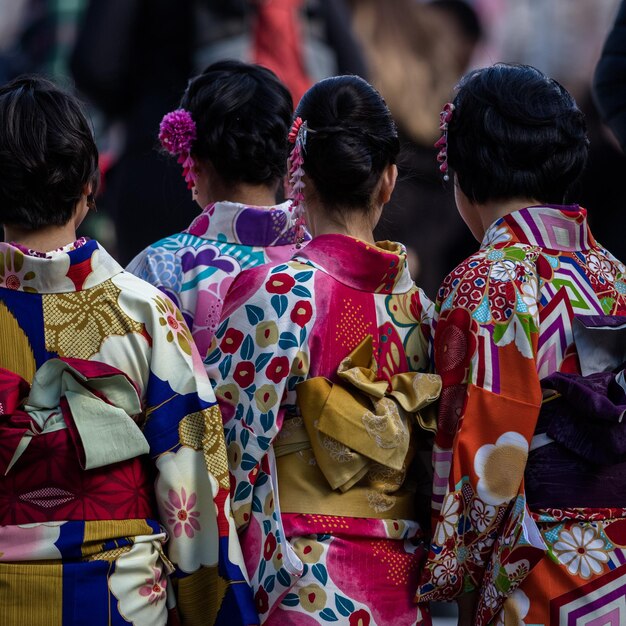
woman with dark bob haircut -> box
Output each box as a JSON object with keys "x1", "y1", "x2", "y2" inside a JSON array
[
  {"x1": 128, "y1": 60, "x2": 300, "y2": 359},
  {"x1": 207, "y1": 74, "x2": 440, "y2": 624},
  {"x1": 417, "y1": 63, "x2": 626, "y2": 625},
  {"x1": 0, "y1": 76, "x2": 255, "y2": 625}
]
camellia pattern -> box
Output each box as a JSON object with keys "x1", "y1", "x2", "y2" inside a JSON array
[
  {"x1": 0, "y1": 238, "x2": 256, "y2": 626},
  {"x1": 207, "y1": 234, "x2": 436, "y2": 625},
  {"x1": 127, "y1": 200, "x2": 303, "y2": 358},
  {"x1": 416, "y1": 205, "x2": 626, "y2": 626}
]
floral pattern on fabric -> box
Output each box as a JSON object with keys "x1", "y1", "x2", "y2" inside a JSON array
[
  {"x1": 127, "y1": 200, "x2": 301, "y2": 358},
  {"x1": 207, "y1": 234, "x2": 435, "y2": 623},
  {"x1": 416, "y1": 206, "x2": 626, "y2": 625},
  {"x1": 0, "y1": 239, "x2": 256, "y2": 626}
]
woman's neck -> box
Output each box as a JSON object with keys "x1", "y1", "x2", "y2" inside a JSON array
[
  {"x1": 205, "y1": 180, "x2": 279, "y2": 209},
  {"x1": 4, "y1": 222, "x2": 78, "y2": 253},
  {"x1": 306, "y1": 203, "x2": 377, "y2": 244},
  {"x1": 479, "y1": 197, "x2": 540, "y2": 234}
]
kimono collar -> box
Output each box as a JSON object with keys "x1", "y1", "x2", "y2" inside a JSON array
[
  {"x1": 482, "y1": 204, "x2": 596, "y2": 252},
  {"x1": 0, "y1": 239, "x2": 123, "y2": 294},
  {"x1": 185, "y1": 200, "x2": 304, "y2": 247},
  {"x1": 295, "y1": 234, "x2": 414, "y2": 294}
]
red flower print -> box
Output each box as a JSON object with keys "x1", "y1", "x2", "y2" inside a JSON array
[
  {"x1": 255, "y1": 586, "x2": 269, "y2": 614},
  {"x1": 349, "y1": 609, "x2": 371, "y2": 626},
  {"x1": 434, "y1": 308, "x2": 478, "y2": 387},
  {"x1": 220, "y1": 328, "x2": 244, "y2": 354},
  {"x1": 290, "y1": 300, "x2": 312, "y2": 327},
  {"x1": 266, "y1": 356, "x2": 289, "y2": 383},
  {"x1": 266, "y1": 272, "x2": 295, "y2": 294},
  {"x1": 233, "y1": 361, "x2": 255, "y2": 388},
  {"x1": 264, "y1": 532, "x2": 277, "y2": 560},
  {"x1": 164, "y1": 487, "x2": 201, "y2": 538}
]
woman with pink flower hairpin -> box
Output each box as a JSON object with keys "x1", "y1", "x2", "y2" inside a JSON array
[
  {"x1": 127, "y1": 60, "x2": 303, "y2": 359},
  {"x1": 206, "y1": 74, "x2": 440, "y2": 625}
]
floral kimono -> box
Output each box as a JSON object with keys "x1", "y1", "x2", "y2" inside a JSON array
[
  {"x1": 206, "y1": 234, "x2": 439, "y2": 625},
  {"x1": 0, "y1": 239, "x2": 256, "y2": 626},
  {"x1": 416, "y1": 205, "x2": 626, "y2": 625},
  {"x1": 127, "y1": 200, "x2": 302, "y2": 358}
]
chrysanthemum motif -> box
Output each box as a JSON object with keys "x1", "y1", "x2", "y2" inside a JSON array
[
  {"x1": 154, "y1": 295, "x2": 193, "y2": 355},
  {"x1": 431, "y1": 553, "x2": 458, "y2": 587},
  {"x1": 434, "y1": 495, "x2": 461, "y2": 545},
  {"x1": 489, "y1": 259, "x2": 516, "y2": 282},
  {"x1": 164, "y1": 487, "x2": 201, "y2": 538},
  {"x1": 587, "y1": 252, "x2": 615, "y2": 284},
  {"x1": 553, "y1": 524, "x2": 608, "y2": 579},
  {"x1": 139, "y1": 566, "x2": 168, "y2": 604},
  {"x1": 469, "y1": 498, "x2": 496, "y2": 533}
]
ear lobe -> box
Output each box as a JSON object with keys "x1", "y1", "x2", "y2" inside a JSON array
[{"x1": 378, "y1": 164, "x2": 398, "y2": 205}]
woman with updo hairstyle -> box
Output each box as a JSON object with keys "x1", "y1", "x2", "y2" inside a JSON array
[
  {"x1": 0, "y1": 76, "x2": 254, "y2": 625},
  {"x1": 207, "y1": 74, "x2": 440, "y2": 624},
  {"x1": 417, "y1": 63, "x2": 626, "y2": 626},
  {"x1": 128, "y1": 59, "x2": 300, "y2": 358}
]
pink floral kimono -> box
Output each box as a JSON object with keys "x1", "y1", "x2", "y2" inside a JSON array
[{"x1": 207, "y1": 234, "x2": 440, "y2": 625}]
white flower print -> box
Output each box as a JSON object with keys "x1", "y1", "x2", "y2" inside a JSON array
[
  {"x1": 553, "y1": 524, "x2": 608, "y2": 579},
  {"x1": 519, "y1": 279, "x2": 539, "y2": 319},
  {"x1": 474, "y1": 432, "x2": 528, "y2": 506},
  {"x1": 469, "y1": 499, "x2": 497, "y2": 533},
  {"x1": 432, "y1": 553, "x2": 458, "y2": 587},
  {"x1": 434, "y1": 495, "x2": 461, "y2": 545},
  {"x1": 490, "y1": 259, "x2": 517, "y2": 283},
  {"x1": 495, "y1": 588, "x2": 530, "y2": 626},
  {"x1": 483, "y1": 224, "x2": 512, "y2": 247},
  {"x1": 587, "y1": 253, "x2": 615, "y2": 284}
]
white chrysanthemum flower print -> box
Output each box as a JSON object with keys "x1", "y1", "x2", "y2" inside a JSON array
[
  {"x1": 434, "y1": 495, "x2": 461, "y2": 545},
  {"x1": 432, "y1": 553, "x2": 458, "y2": 587},
  {"x1": 474, "y1": 432, "x2": 528, "y2": 506},
  {"x1": 490, "y1": 259, "x2": 517, "y2": 283},
  {"x1": 553, "y1": 524, "x2": 608, "y2": 579},
  {"x1": 483, "y1": 224, "x2": 512, "y2": 247}
]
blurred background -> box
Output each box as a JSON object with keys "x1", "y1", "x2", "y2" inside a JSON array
[
  {"x1": 0, "y1": 0, "x2": 623, "y2": 300},
  {"x1": 0, "y1": 1, "x2": 623, "y2": 623}
]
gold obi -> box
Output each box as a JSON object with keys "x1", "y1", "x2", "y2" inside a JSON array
[{"x1": 275, "y1": 335, "x2": 441, "y2": 520}]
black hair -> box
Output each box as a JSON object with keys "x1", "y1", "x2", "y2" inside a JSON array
[
  {"x1": 295, "y1": 75, "x2": 400, "y2": 211},
  {"x1": 0, "y1": 75, "x2": 99, "y2": 230},
  {"x1": 180, "y1": 60, "x2": 293, "y2": 186},
  {"x1": 448, "y1": 63, "x2": 589, "y2": 205}
]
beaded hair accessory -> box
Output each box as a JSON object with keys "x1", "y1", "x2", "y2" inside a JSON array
[
  {"x1": 288, "y1": 116, "x2": 307, "y2": 248},
  {"x1": 435, "y1": 102, "x2": 455, "y2": 181},
  {"x1": 159, "y1": 109, "x2": 198, "y2": 189}
]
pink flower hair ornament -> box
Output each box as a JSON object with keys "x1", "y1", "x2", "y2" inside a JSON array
[
  {"x1": 159, "y1": 109, "x2": 198, "y2": 189},
  {"x1": 435, "y1": 102, "x2": 455, "y2": 182},
  {"x1": 288, "y1": 116, "x2": 308, "y2": 248}
]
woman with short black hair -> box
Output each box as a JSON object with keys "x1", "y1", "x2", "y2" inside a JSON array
[
  {"x1": 417, "y1": 63, "x2": 626, "y2": 626},
  {"x1": 128, "y1": 60, "x2": 300, "y2": 359},
  {"x1": 0, "y1": 75, "x2": 254, "y2": 626},
  {"x1": 207, "y1": 74, "x2": 439, "y2": 625}
]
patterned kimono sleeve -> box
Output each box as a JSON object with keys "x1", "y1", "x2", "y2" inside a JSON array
[
  {"x1": 140, "y1": 290, "x2": 257, "y2": 626},
  {"x1": 417, "y1": 246, "x2": 547, "y2": 624},
  {"x1": 205, "y1": 261, "x2": 316, "y2": 615}
]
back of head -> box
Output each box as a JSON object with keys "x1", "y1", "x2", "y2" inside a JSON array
[
  {"x1": 0, "y1": 76, "x2": 99, "y2": 230},
  {"x1": 180, "y1": 60, "x2": 293, "y2": 187},
  {"x1": 448, "y1": 63, "x2": 589, "y2": 205},
  {"x1": 295, "y1": 75, "x2": 399, "y2": 211}
]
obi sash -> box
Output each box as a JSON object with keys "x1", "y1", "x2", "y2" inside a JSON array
[
  {"x1": 275, "y1": 335, "x2": 441, "y2": 520},
  {"x1": 0, "y1": 358, "x2": 155, "y2": 524},
  {"x1": 526, "y1": 315, "x2": 626, "y2": 510}
]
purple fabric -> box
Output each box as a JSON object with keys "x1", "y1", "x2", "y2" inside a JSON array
[{"x1": 526, "y1": 368, "x2": 626, "y2": 508}]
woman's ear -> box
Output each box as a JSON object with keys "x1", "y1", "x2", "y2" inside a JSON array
[{"x1": 377, "y1": 163, "x2": 398, "y2": 206}]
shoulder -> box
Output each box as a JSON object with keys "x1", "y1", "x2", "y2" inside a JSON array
[{"x1": 438, "y1": 242, "x2": 540, "y2": 319}]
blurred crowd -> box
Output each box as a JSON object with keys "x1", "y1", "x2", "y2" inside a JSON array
[{"x1": 0, "y1": 0, "x2": 624, "y2": 298}]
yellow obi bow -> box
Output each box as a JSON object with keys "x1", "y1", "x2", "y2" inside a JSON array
[{"x1": 295, "y1": 335, "x2": 441, "y2": 493}]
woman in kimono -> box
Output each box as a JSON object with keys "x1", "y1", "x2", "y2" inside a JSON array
[
  {"x1": 416, "y1": 63, "x2": 626, "y2": 625},
  {"x1": 127, "y1": 59, "x2": 301, "y2": 359},
  {"x1": 207, "y1": 74, "x2": 440, "y2": 625},
  {"x1": 0, "y1": 76, "x2": 254, "y2": 625}
]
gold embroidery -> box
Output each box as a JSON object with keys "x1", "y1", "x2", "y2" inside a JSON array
[
  {"x1": 0, "y1": 301, "x2": 36, "y2": 383},
  {"x1": 42, "y1": 279, "x2": 144, "y2": 359}
]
